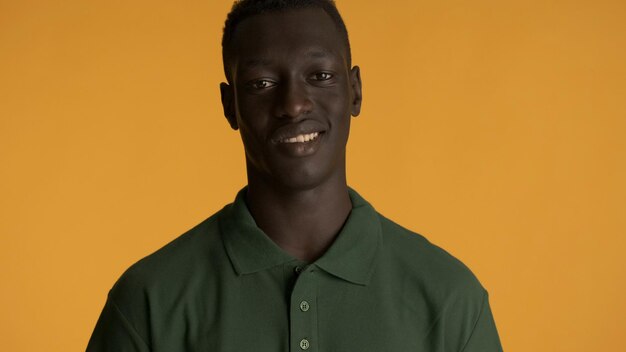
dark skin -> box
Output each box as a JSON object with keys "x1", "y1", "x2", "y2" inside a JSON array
[{"x1": 220, "y1": 8, "x2": 363, "y2": 262}]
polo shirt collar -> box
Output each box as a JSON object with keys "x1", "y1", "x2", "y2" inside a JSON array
[{"x1": 219, "y1": 186, "x2": 382, "y2": 286}]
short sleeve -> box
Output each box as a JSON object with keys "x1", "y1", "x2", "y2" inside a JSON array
[
  {"x1": 460, "y1": 292, "x2": 503, "y2": 352},
  {"x1": 86, "y1": 295, "x2": 151, "y2": 352}
]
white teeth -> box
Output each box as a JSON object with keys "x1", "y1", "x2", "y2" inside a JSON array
[{"x1": 280, "y1": 132, "x2": 320, "y2": 144}]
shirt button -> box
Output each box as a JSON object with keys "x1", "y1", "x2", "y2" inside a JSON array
[
  {"x1": 299, "y1": 300, "x2": 310, "y2": 312},
  {"x1": 294, "y1": 266, "x2": 303, "y2": 274},
  {"x1": 299, "y1": 338, "x2": 310, "y2": 350}
]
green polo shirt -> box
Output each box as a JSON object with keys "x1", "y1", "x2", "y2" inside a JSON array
[{"x1": 87, "y1": 186, "x2": 503, "y2": 352}]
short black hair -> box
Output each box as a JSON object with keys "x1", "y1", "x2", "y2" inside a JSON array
[{"x1": 221, "y1": 0, "x2": 352, "y2": 82}]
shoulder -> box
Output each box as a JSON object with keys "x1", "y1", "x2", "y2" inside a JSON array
[
  {"x1": 374, "y1": 215, "x2": 502, "y2": 349},
  {"x1": 376, "y1": 213, "x2": 486, "y2": 301},
  {"x1": 107, "y1": 208, "x2": 228, "y2": 308},
  {"x1": 92, "y1": 209, "x2": 229, "y2": 346}
]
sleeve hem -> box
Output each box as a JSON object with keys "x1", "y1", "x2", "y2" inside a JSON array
[
  {"x1": 458, "y1": 289, "x2": 488, "y2": 352},
  {"x1": 108, "y1": 293, "x2": 151, "y2": 350}
]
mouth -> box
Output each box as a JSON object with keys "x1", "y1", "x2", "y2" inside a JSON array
[
  {"x1": 272, "y1": 130, "x2": 326, "y2": 158},
  {"x1": 277, "y1": 131, "x2": 323, "y2": 144},
  {"x1": 269, "y1": 121, "x2": 327, "y2": 157}
]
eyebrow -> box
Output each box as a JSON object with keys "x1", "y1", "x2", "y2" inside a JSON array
[
  {"x1": 305, "y1": 49, "x2": 333, "y2": 59},
  {"x1": 240, "y1": 48, "x2": 336, "y2": 69},
  {"x1": 241, "y1": 58, "x2": 273, "y2": 69}
]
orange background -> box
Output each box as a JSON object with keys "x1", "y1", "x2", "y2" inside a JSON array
[{"x1": 1, "y1": 0, "x2": 625, "y2": 351}]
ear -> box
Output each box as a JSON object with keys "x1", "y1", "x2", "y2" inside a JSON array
[
  {"x1": 349, "y1": 66, "x2": 363, "y2": 117},
  {"x1": 220, "y1": 82, "x2": 238, "y2": 130}
]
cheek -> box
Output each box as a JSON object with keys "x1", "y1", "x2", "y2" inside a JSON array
[
  {"x1": 322, "y1": 83, "x2": 351, "y2": 109},
  {"x1": 320, "y1": 89, "x2": 351, "y2": 129},
  {"x1": 238, "y1": 119, "x2": 265, "y2": 153},
  {"x1": 236, "y1": 96, "x2": 271, "y2": 142},
  {"x1": 236, "y1": 116, "x2": 273, "y2": 167}
]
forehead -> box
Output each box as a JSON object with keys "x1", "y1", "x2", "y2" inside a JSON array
[{"x1": 228, "y1": 7, "x2": 348, "y2": 72}]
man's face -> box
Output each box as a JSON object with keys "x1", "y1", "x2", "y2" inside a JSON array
[{"x1": 221, "y1": 7, "x2": 362, "y2": 190}]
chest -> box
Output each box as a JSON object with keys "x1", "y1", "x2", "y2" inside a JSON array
[{"x1": 149, "y1": 265, "x2": 446, "y2": 352}]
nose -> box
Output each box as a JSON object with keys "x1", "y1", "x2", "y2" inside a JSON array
[{"x1": 274, "y1": 80, "x2": 313, "y2": 119}]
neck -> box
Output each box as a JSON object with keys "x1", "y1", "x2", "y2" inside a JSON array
[{"x1": 245, "y1": 170, "x2": 352, "y2": 263}]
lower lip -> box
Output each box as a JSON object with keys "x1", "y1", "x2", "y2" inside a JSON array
[{"x1": 274, "y1": 133, "x2": 325, "y2": 157}]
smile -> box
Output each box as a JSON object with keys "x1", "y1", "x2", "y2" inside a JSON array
[{"x1": 278, "y1": 132, "x2": 321, "y2": 144}]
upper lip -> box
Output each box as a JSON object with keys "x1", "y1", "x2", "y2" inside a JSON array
[{"x1": 270, "y1": 120, "x2": 326, "y2": 143}]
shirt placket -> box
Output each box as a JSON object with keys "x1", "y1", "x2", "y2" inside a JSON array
[{"x1": 289, "y1": 264, "x2": 318, "y2": 352}]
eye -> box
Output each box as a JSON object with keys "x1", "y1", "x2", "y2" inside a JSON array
[
  {"x1": 249, "y1": 79, "x2": 276, "y2": 89},
  {"x1": 311, "y1": 72, "x2": 333, "y2": 81}
]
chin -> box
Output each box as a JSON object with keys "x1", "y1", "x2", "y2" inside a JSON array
[
  {"x1": 247, "y1": 149, "x2": 346, "y2": 191},
  {"x1": 272, "y1": 167, "x2": 329, "y2": 191}
]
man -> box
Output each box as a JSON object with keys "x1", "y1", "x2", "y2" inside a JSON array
[{"x1": 87, "y1": 0, "x2": 503, "y2": 351}]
